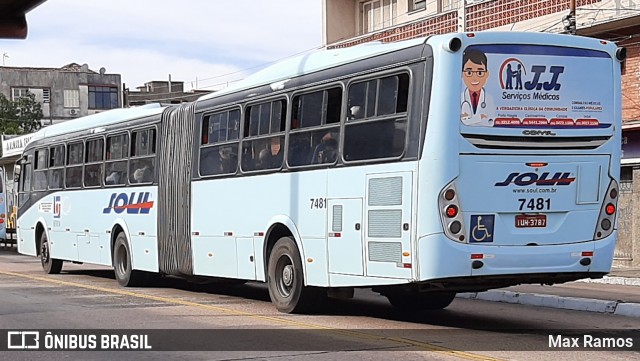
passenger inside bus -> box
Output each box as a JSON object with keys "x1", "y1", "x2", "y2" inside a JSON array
[
  {"x1": 105, "y1": 171, "x2": 121, "y2": 185},
  {"x1": 218, "y1": 146, "x2": 237, "y2": 174},
  {"x1": 132, "y1": 165, "x2": 152, "y2": 183},
  {"x1": 49, "y1": 170, "x2": 63, "y2": 189},
  {"x1": 311, "y1": 131, "x2": 338, "y2": 164}
]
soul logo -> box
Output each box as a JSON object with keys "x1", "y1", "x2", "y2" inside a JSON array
[
  {"x1": 495, "y1": 172, "x2": 576, "y2": 187},
  {"x1": 103, "y1": 192, "x2": 154, "y2": 214}
]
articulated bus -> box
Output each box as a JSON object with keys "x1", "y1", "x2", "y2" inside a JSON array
[{"x1": 17, "y1": 32, "x2": 624, "y2": 313}]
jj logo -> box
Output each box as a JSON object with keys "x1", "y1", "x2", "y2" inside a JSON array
[
  {"x1": 53, "y1": 196, "x2": 61, "y2": 219},
  {"x1": 103, "y1": 192, "x2": 154, "y2": 214},
  {"x1": 500, "y1": 58, "x2": 564, "y2": 91}
]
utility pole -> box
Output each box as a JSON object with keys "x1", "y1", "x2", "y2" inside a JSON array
[
  {"x1": 564, "y1": 0, "x2": 577, "y2": 34},
  {"x1": 2, "y1": 52, "x2": 8, "y2": 66}
]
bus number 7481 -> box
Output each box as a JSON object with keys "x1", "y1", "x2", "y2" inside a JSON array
[
  {"x1": 310, "y1": 198, "x2": 327, "y2": 209},
  {"x1": 518, "y1": 198, "x2": 551, "y2": 211}
]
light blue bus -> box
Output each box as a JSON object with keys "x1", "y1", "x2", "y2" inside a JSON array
[
  {"x1": 17, "y1": 32, "x2": 624, "y2": 313},
  {"x1": 0, "y1": 168, "x2": 6, "y2": 241}
]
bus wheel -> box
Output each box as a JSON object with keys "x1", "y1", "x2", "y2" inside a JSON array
[
  {"x1": 40, "y1": 232, "x2": 62, "y2": 274},
  {"x1": 386, "y1": 292, "x2": 456, "y2": 311},
  {"x1": 113, "y1": 232, "x2": 144, "y2": 287},
  {"x1": 267, "y1": 236, "x2": 326, "y2": 314}
]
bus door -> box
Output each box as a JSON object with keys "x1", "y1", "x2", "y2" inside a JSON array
[
  {"x1": 327, "y1": 198, "x2": 363, "y2": 275},
  {"x1": 364, "y1": 172, "x2": 413, "y2": 279}
]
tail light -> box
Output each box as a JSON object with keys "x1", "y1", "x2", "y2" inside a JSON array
[
  {"x1": 439, "y1": 181, "x2": 466, "y2": 242},
  {"x1": 594, "y1": 180, "x2": 618, "y2": 240}
]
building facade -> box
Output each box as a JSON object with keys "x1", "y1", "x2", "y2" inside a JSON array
[
  {"x1": 323, "y1": 0, "x2": 640, "y2": 266},
  {"x1": 0, "y1": 63, "x2": 122, "y2": 126},
  {"x1": 124, "y1": 80, "x2": 211, "y2": 106},
  {"x1": 0, "y1": 63, "x2": 122, "y2": 225}
]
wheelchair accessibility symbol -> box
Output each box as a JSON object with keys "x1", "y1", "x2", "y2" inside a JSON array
[{"x1": 470, "y1": 215, "x2": 495, "y2": 243}]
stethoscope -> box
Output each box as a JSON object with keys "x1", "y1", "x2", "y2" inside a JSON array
[{"x1": 462, "y1": 88, "x2": 487, "y2": 112}]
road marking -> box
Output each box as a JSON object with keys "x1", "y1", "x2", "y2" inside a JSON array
[{"x1": 0, "y1": 269, "x2": 504, "y2": 361}]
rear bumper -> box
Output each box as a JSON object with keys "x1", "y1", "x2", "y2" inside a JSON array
[{"x1": 416, "y1": 231, "x2": 616, "y2": 290}]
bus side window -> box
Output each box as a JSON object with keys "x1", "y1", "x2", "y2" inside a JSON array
[
  {"x1": 105, "y1": 133, "x2": 128, "y2": 186},
  {"x1": 344, "y1": 73, "x2": 409, "y2": 161},
  {"x1": 48, "y1": 145, "x2": 65, "y2": 190},
  {"x1": 130, "y1": 128, "x2": 156, "y2": 184},
  {"x1": 33, "y1": 149, "x2": 48, "y2": 191},
  {"x1": 65, "y1": 142, "x2": 84, "y2": 189},
  {"x1": 241, "y1": 100, "x2": 285, "y2": 172},
  {"x1": 18, "y1": 162, "x2": 31, "y2": 207},
  {"x1": 199, "y1": 109, "x2": 239, "y2": 177},
  {"x1": 287, "y1": 87, "x2": 342, "y2": 168},
  {"x1": 84, "y1": 138, "x2": 104, "y2": 187}
]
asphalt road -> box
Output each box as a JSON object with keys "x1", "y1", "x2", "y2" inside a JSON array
[{"x1": 0, "y1": 247, "x2": 639, "y2": 361}]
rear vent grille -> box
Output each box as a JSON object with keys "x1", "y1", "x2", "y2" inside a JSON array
[
  {"x1": 332, "y1": 205, "x2": 343, "y2": 232},
  {"x1": 368, "y1": 210, "x2": 402, "y2": 238},
  {"x1": 368, "y1": 177, "x2": 402, "y2": 206},
  {"x1": 368, "y1": 241, "x2": 402, "y2": 263},
  {"x1": 463, "y1": 134, "x2": 610, "y2": 150}
]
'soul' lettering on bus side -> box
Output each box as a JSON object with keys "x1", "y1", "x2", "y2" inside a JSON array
[
  {"x1": 495, "y1": 172, "x2": 576, "y2": 187},
  {"x1": 103, "y1": 192, "x2": 154, "y2": 214}
]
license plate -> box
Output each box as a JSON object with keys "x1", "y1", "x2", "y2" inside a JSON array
[{"x1": 515, "y1": 214, "x2": 547, "y2": 228}]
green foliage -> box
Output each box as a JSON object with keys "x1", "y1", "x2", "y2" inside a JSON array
[{"x1": 0, "y1": 91, "x2": 43, "y2": 135}]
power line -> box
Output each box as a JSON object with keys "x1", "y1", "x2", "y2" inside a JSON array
[{"x1": 187, "y1": 0, "x2": 445, "y2": 88}]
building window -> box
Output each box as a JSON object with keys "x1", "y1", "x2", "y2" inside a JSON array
[
  {"x1": 410, "y1": 0, "x2": 426, "y2": 12},
  {"x1": 42, "y1": 88, "x2": 51, "y2": 103},
  {"x1": 64, "y1": 90, "x2": 80, "y2": 108},
  {"x1": 441, "y1": 0, "x2": 462, "y2": 11},
  {"x1": 12, "y1": 88, "x2": 29, "y2": 100},
  {"x1": 360, "y1": 0, "x2": 397, "y2": 35},
  {"x1": 89, "y1": 86, "x2": 118, "y2": 109},
  {"x1": 621, "y1": 166, "x2": 633, "y2": 193}
]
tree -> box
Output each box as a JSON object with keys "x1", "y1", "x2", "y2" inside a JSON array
[{"x1": 0, "y1": 91, "x2": 43, "y2": 135}]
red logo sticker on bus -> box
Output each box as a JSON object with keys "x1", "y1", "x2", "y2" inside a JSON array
[{"x1": 53, "y1": 196, "x2": 61, "y2": 219}]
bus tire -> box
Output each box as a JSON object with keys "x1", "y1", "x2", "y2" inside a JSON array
[
  {"x1": 40, "y1": 232, "x2": 62, "y2": 274},
  {"x1": 267, "y1": 236, "x2": 326, "y2": 314},
  {"x1": 387, "y1": 292, "x2": 456, "y2": 311},
  {"x1": 113, "y1": 232, "x2": 144, "y2": 287}
]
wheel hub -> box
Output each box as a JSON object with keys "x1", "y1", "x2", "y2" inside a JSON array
[
  {"x1": 282, "y1": 265, "x2": 294, "y2": 287},
  {"x1": 41, "y1": 244, "x2": 48, "y2": 264}
]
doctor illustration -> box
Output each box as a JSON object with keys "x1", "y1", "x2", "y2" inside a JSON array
[{"x1": 461, "y1": 50, "x2": 495, "y2": 126}]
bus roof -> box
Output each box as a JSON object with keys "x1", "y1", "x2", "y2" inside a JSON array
[
  {"x1": 197, "y1": 37, "x2": 429, "y2": 102},
  {"x1": 27, "y1": 103, "x2": 166, "y2": 146}
]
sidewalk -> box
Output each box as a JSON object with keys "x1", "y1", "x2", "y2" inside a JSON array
[{"x1": 458, "y1": 267, "x2": 640, "y2": 317}]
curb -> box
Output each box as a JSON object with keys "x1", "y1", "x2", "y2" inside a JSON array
[
  {"x1": 457, "y1": 290, "x2": 640, "y2": 317},
  {"x1": 575, "y1": 276, "x2": 640, "y2": 287}
]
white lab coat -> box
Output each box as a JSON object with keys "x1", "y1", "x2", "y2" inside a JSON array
[{"x1": 460, "y1": 88, "x2": 494, "y2": 127}]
